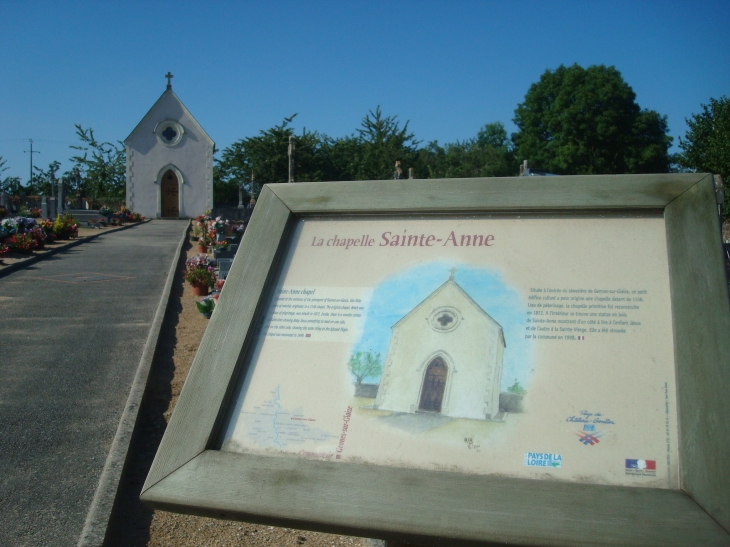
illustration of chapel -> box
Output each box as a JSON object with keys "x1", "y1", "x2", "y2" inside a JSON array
[
  {"x1": 374, "y1": 270, "x2": 505, "y2": 421},
  {"x1": 124, "y1": 73, "x2": 214, "y2": 219}
]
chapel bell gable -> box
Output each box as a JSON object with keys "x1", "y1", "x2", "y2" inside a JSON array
[
  {"x1": 374, "y1": 271, "x2": 505, "y2": 421},
  {"x1": 125, "y1": 74, "x2": 214, "y2": 219}
]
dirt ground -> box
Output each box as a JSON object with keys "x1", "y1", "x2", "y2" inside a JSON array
[{"x1": 104, "y1": 233, "x2": 371, "y2": 547}]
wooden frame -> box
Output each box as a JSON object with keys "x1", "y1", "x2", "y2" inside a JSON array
[{"x1": 142, "y1": 174, "x2": 730, "y2": 546}]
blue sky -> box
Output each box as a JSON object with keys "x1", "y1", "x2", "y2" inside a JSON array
[
  {"x1": 1, "y1": 1, "x2": 728, "y2": 181},
  {"x1": 352, "y1": 263, "x2": 532, "y2": 391}
]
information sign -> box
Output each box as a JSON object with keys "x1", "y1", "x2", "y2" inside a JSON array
[{"x1": 142, "y1": 174, "x2": 730, "y2": 547}]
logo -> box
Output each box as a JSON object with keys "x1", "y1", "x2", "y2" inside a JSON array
[
  {"x1": 567, "y1": 411, "x2": 613, "y2": 446},
  {"x1": 574, "y1": 425, "x2": 604, "y2": 446},
  {"x1": 524, "y1": 452, "x2": 562, "y2": 468},
  {"x1": 625, "y1": 459, "x2": 656, "y2": 476}
]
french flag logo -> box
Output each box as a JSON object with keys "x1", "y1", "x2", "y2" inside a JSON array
[{"x1": 626, "y1": 459, "x2": 656, "y2": 470}]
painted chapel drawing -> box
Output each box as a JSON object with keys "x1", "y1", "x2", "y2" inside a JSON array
[{"x1": 374, "y1": 270, "x2": 505, "y2": 421}]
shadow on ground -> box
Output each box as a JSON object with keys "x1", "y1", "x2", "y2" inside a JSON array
[{"x1": 102, "y1": 238, "x2": 190, "y2": 546}]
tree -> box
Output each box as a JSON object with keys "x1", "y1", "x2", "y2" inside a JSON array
[
  {"x1": 678, "y1": 96, "x2": 730, "y2": 216},
  {"x1": 332, "y1": 106, "x2": 419, "y2": 180},
  {"x1": 0, "y1": 157, "x2": 22, "y2": 195},
  {"x1": 512, "y1": 64, "x2": 672, "y2": 175},
  {"x1": 30, "y1": 160, "x2": 61, "y2": 197},
  {"x1": 347, "y1": 351, "x2": 383, "y2": 385},
  {"x1": 214, "y1": 115, "x2": 329, "y2": 203},
  {"x1": 69, "y1": 125, "x2": 126, "y2": 202},
  {"x1": 417, "y1": 122, "x2": 518, "y2": 178}
]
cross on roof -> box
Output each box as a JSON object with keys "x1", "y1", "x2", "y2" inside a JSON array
[
  {"x1": 165, "y1": 72, "x2": 174, "y2": 89},
  {"x1": 449, "y1": 267, "x2": 457, "y2": 281}
]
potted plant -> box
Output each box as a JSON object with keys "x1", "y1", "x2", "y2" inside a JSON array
[
  {"x1": 231, "y1": 223, "x2": 245, "y2": 240},
  {"x1": 1, "y1": 218, "x2": 18, "y2": 240},
  {"x1": 29, "y1": 225, "x2": 46, "y2": 250},
  {"x1": 195, "y1": 296, "x2": 216, "y2": 318},
  {"x1": 99, "y1": 205, "x2": 112, "y2": 222},
  {"x1": 191, "y1": 216, "x2": 206, "y2": 242},
  {"x1": 52, "y1": 214, "x2": 78, "y2": 240},
  {"x1": 212, "y1": 217, "x2": 227, "y2": 241},
  {"x1": 39, "y1": 219, "x2": 56, "y2": 243},
  {"x1": 198, "y1": 232, "x2": 211, "y2": 253},
  {"x1": 185, "y1": 266, "x2": 216, "y2": 296},
  {"x1": 185, "y1": 254, "x2": 217, "y2": 296},
  {"x1": 7, "y1": 233, "x2": 34, "y2": 253}
]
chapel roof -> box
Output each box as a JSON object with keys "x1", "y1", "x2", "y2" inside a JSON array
[
  {"x1": 393, "y1": 273, "x2": 506, "y2": 347},
  {"x1": 124, "y1": 86, "x2": 214, "y2": 147}
]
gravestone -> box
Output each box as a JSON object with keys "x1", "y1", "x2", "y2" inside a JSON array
[
  {"x1": 41, "y1": 196, "x2": 48, "y2": 219},
  {"x1": 66, "y1": 209, "x2": 102, "y2": 224},
  {"x1": 213, "y1": 248, "x2": 234, "y2": 260},
  {"x1": 217, "y1": 258, "x2": 233, "y2": 280},
  {"x1": 57, "y1": 182, "x2": 64, "y2": 215}
]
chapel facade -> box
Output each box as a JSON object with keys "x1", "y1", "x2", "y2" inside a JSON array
[
  {"x1": 125, "y1": 74, "x2": 214, "y2": 219},
  {"x1": 374, "y1": 271, "x2": 505, "y2": 421}
]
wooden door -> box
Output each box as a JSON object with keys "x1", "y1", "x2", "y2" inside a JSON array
[
  {"x1": 161, "y1": 170, "x2": 179, "y2": 218},
  {"x1": 418, "y1": 357, "x2": 448, "y2": 412}
]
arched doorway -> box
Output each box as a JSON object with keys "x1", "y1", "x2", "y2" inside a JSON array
[
  {"x1": 418, "y1": 356, "x2": 448, "y2": 412},
  {"x1": 161, "y1": 169, "x2": 179, "y2": 218}
]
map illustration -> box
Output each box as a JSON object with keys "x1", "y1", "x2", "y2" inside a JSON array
[{"x1": 242, "y1": 386, "x2": 337, "y2": 448}]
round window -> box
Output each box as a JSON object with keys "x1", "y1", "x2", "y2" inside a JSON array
[
  {"x1": 155, "y1": 119, "x2": 184, "y2": 147},
  {"x1": 429, "y1": 307, "x2": 461, "y2": 332}
]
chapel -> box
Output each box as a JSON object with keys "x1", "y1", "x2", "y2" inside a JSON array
[
  {"x1": 124, "y1": 73, "x2": 214, "y2": 219},
  {"x1": 374, "y1": 270, "x2": 505, "y2": 421}
]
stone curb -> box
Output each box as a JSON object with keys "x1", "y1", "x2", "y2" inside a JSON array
[
  {"x1": 0, "y1": 220, "x2": 150, "y2": 279},
  {"x1": 76, "y1": 221, "x2": 189, "y2": 547}
]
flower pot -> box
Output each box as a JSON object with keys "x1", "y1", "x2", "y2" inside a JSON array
[
  {"x1": 190, "y1": 282, "x2": 209, "y2": 296},
  {"x1": 198, "y1": 245, "x2": 208, "y2": 254}
]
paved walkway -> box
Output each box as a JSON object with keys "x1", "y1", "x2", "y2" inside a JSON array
[{"x1": 0, "y1": 220, "x2": 188, "y2": 547}]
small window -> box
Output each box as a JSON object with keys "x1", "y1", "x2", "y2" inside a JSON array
[
  {"x1": 429, "y1": 307, "x2": 461, "y2": 332},
  {"x1": 155, "y1": 119, "x2": 184, "y2": 147}
]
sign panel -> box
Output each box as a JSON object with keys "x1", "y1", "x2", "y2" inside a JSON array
[{"x1": 221, "y1": 215, "x2": 679, "y2": 489}]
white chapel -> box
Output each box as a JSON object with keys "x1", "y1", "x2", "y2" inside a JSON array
[
  {"x1": 125, "y1": 73, "x2": 214, "y2": 219},
  {"x1": 374, "y1": 270, "x2": 505, "y2": 421}
]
